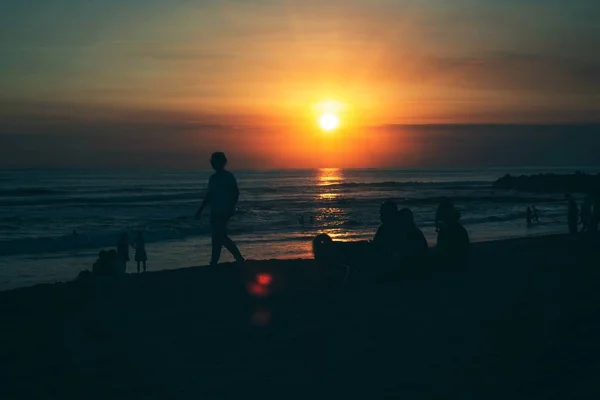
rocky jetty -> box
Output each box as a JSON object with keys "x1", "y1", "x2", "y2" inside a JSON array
[{"x1": 493, "y1": 172, "x2": 600, "y2": 194}]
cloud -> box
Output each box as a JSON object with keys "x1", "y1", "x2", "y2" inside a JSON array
[{"x1": 400, "y1": 51, "x2": 600, "y2": 95}]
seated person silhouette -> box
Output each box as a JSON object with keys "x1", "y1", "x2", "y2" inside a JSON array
[
  {"x1": 312, "y1": 201, "x2": 401, "y2": 273},
  {"x1": 435, "y1": 200, "x2": 469, "y2": 268},
  {"x1": 372, "y1": 201, "x2": 402, "y2": 264},
  {"x1": 397, "y1": 208, "x2": 428, "y2": 268},
  {"x1": 92, "y1": 250, "x2": 109, "y2": 275},
  {"x1": 435, "y1": 197, "x2": 455, "y2": 233},
  {"x1": 312, "y1": 233, "x2": 370, "y2": 268},
  {"x1": 92, "y1": 250, "x2": 121, "y2": 277}
]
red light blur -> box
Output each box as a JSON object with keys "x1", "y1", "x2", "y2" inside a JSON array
[
  {"x1": 256, "y1": 273, "x2": 273, "y2": 286},
  {"x1": 247, "y1": 282, "x2": 270, "y2": 298}
]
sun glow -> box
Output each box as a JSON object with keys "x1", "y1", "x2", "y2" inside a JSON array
[
  {"x1": 318, "y1": 113, "x2": 340, "y2": 132},
  {"x1": 314, "y1": 100, "x2": 344, "y2": 132}
]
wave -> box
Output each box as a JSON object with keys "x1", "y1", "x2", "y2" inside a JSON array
[
  {"x1": 0, "y1": 214, "x2": 303, "y2": 256},
  {"x1": 398, "y1": 195, "x2": 563, "y2": 206},
  {"x1": 2, "y1": 190, "x2": 564, "y2": 210},
  {"x1": 0, "y1": 192, "x2": 203, "y2": 207},
  {"x1": 0, "y1": 188, "x2": 66, "y2": 197},
  {"x1": 0, "y1": 223, "x2": 217, "y2": 256},
  {"x1": 333, "y1": 180, "x2": 487, "y2": 189},
  {"x1": 0, "y1": 180, "x2": 484, "y2": 199}
]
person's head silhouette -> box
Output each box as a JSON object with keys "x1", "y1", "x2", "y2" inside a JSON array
[
  {"x1": 380, "y1": 201, "x2": 398, "y2": 224},
  {"x1": 210, "y1": 152, "x2": 228, "y2": 171}
]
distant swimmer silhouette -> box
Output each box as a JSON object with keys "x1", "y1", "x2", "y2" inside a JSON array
[
  {"x1": 117, "y1": 232, "x2": 130, "y2": 273},
  {"x1": 195, "y1": 152, "x2": 245, "y2": 266},
  {"x1": 526, "y1": 206, "x2": 533, "y2": 227},
  {"x1": 132, "y1": 231, "x2": 147, "y2": 273},
  {"x1": 435, "y1": 199, "x2": 469, "y2": 268}
]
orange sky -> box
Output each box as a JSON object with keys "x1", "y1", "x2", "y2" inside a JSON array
[{"x1": 1, "y1": 0, "x2": 599, "y2": 168}]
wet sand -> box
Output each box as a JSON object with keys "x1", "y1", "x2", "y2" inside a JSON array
[{"x1": 1, "y1": 234, "x2": 599, "y2": 399}]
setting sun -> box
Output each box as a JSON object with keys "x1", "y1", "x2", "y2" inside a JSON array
[{"x1": 318, "y1": 113, "x2": 340, "y2": 132}]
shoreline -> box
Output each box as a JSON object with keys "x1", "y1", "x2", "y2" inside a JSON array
[{"x1": 0, "y1": 229, "x2": 569, "y2": 293}]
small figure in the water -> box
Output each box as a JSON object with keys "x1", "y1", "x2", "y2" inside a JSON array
[
  {"x1": 299, "y1": 214, "x2": 305, "y2": 225},
  {"x1": 532, "y1": 206, "x2": 540, "y2": 223},
  {"x1": 132, "y1": 231, "x2": 147, "y2": 273},
  {"x1": 117, "y1": 232, "x2": 130, "y2": 273},
  {"x1": 526, "y1": 206, "x2": 533, "y2": 227},
  {"x1": 566, "y1": 194, "x2": 579, "y2": 235}
]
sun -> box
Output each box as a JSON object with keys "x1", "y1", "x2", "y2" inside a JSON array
[{"x1": 318, "y1": 113, "x2": 340, "y2": 132}]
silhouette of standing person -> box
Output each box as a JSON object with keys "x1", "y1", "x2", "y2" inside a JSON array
[
  {"x1": 195, "y1": 152, "x2": 245, "y2": 266},
  {"x1": 580, "y1": 197, "x2": 592, "y2": 233},
  {"x1": 567, "y1": 194, "x2": 579, "y2": 235},
  {"x1": 132, "y1": 231, "x2": 147, "y2": 273},
  {"x1": 591, "y1": 197, "x2": 600, "y2": 234},
  {"x1": 526, "y1": 207, "x2": 533, "y2": 227},
  {"x1": 532, "y1": 206, "x2": 540, "y2": 223},
  {"x1": 117, "y1": 232, "x2": 130, "y2": 273}
]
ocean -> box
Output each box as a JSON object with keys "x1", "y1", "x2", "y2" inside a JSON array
[{"x1": 0, "y1": 167, "x2": 596, "y2": 290}]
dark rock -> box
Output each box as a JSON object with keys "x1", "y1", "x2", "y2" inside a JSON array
[{"x1": 493, "y1": 172, "x2": 600, "y2": 194}]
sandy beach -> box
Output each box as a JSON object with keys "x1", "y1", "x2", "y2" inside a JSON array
[{"x1": 1, "y1": 234, "x2": 599, "y2": 399}]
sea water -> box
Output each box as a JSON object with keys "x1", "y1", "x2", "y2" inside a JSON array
[{"x1": 0, "y1": 167, "x2": 595, "y2": 290}]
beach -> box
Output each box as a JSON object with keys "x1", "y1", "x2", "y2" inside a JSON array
[{"x1": 1, "y1": 233, "x2": 599, "y2": 398}]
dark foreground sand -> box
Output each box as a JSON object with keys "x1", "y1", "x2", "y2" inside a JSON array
[{"x1": 1, "y1": 234, "x2": 600, "y2": 399}]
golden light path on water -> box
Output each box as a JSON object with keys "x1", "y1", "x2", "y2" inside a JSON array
[{"x1": 315, "y1": 168, "x2": 353, "y2": 240}]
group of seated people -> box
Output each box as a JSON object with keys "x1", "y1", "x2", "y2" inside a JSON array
[
  {"x1": 313, "y1": 197, "x2": 470, "y2": 274},
  {"x1": 92, "y1": 249, "x2": 126, "y2": 277}
]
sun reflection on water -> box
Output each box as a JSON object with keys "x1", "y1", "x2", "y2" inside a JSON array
[{"x1": 317, "y1": 168, "x2": 343, "y2": 200}]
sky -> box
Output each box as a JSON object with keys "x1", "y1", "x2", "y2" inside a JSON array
[{"x1": 1, "y1": 0, "x2": 599, "y2": 168}]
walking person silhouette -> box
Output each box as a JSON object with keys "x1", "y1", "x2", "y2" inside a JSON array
[{"x1": 195, "y1": 152, "x2": 245, "y2": 266}]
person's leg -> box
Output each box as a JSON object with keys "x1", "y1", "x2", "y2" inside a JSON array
[
  {"x1": 211, "y1": 216, "x2": 224, "y2": 266},
  {"x1": 222, "y1": 235, "x2": 244, "y2": 262},
  {"x1": 569, "y1": 220, "x2": 577, "y2": 234},
  {"x1": 220, "y1": 216, "x2": 244, "y2": 262},
  {"x1": 137, "y1": 262, "x2": 140, "y2": 274},
  {"x1": 143, "y1": 260, "x2": 147, "y2": 272}
]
